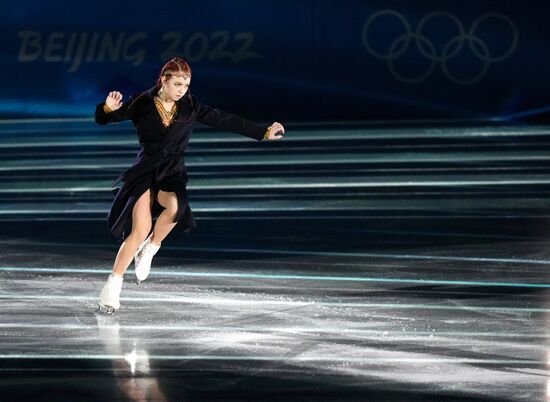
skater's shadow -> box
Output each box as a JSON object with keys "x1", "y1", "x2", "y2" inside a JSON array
[{"x1": 95, "y1": 315, "x2": 169, "y2": 402}]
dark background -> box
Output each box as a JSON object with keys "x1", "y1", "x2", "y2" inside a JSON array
[{"x1": 1, "y1": 0, "x2": 548, "y2": 122}]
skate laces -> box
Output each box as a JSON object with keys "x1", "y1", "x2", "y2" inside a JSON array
[{"x1": 144, "y1": 241, "x2": 160, "y2": 255}]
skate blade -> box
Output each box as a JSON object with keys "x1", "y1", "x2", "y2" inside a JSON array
[
  {"x1": 95, "y1": 303, "x2": 116, "y2": 316},
  {"x1": 136, "y1": 278, "x2": 141, "y2": 285}
]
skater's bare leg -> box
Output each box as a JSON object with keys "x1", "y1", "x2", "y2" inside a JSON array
[
  {"x1": 150, "y1": 190, "x2": 178, "y2": 245},
  {"x1": 112, "y1": 189, "x2": 153, "y2": 277}
]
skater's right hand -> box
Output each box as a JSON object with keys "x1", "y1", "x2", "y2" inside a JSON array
[{"x1": 105, "y1": 91, "x2": 123, "y2": 112}]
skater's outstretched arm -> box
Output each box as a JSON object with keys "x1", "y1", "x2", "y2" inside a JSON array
[
  {"x1": 195, "y1": 98, "x2": 285, "y2": 141},
  {"x1": 95, "y1": 91, "x2": 138, "y2": 125}
]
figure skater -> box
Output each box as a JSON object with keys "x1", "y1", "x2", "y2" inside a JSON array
[{"x1": 94, "y1": 57, "x2": 285, "y2": 315}]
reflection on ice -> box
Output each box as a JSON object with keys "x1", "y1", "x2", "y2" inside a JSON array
[{"x1": 96, "y1": 315, "x2": 166, "y2": 401}]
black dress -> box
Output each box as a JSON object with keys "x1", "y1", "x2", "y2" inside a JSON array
[{"x1": 95, "y1": 86, "x2": 267, "y2": 241}]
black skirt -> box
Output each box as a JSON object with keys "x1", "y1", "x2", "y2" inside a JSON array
[{"x1": 107, "y1": 150, "x2": 196, "y2": 241}]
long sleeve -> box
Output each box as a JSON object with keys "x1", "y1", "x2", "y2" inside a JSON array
[
  {"x1": 195, "y1": 99, "x2": 267, "y2": 141},
  {"x1": 95, "y1": 94, "x2": 140, "y2": 125}
]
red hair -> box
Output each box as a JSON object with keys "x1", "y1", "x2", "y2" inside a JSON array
[{"x1": 156, "y1": 58, "x2": 192, "y2": 88}]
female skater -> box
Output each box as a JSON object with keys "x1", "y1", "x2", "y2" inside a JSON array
[{"x1": 95, "y1": 57, "x2": 285, "y2": 315}]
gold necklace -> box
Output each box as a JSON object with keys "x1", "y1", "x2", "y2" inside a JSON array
[{"x1": 154, "y1": 97, "x2": 177, "y2": 127}]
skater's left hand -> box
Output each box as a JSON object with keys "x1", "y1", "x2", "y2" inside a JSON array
[{"x1": 265, "y1": 122, "x2": 285, "y2": 140}]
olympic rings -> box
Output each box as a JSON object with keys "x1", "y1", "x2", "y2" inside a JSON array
[{"x1": 362, "y1": 10, "x2": 518, "y2": 84}]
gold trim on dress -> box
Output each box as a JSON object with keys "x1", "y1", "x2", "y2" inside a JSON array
[
  {"x1": 263, "y1": 126, "x2": 271, "y2": 140},
  {"x1": 154, "y1": 97, "x2": 177, "y2": 127}
]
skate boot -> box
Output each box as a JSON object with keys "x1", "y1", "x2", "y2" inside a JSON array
[
  {"x1": 96, "y1": 273, "x2": 123, "y2": 315},
  {"x1": 134, "y1": 236, "x2": 160, "y2": 285},
  {"x1": 133, "y1": 235, "x2": 150, "y2": 268}
]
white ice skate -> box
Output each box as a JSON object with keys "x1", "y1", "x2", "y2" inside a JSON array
[
  {"x1": 133, "y1": 235, "x2": 150, "y2": 267},
  {"x1": 134, "y1": 236, "x2": 160, "y2": 285},
  {"x1": 96, "y1": 274, "x2": 123, "y2": 316}
]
